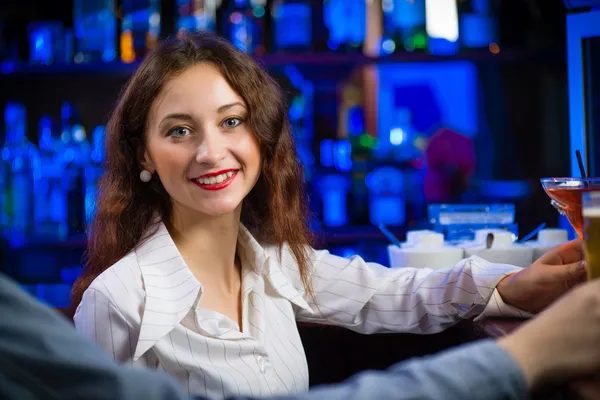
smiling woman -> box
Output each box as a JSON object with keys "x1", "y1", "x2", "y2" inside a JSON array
[
  {"x1": 69, "y1": 31, "x2": 589, "y2": 400},
  {"x1": 141, "y1": 64, "x2": 261, "y2": 220}
]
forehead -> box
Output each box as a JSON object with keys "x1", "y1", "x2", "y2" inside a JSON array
[{"x1": 150, "y1": 63, "x2": 245, "y2": 119}]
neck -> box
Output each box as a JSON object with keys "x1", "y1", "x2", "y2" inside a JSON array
[{"x1": 169, "y1": 206, "x2": 241, "y2": 287}]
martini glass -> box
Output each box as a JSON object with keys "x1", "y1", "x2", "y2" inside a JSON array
[{"x1": 540, "y1": 177, "x2": 600, "y2": 238}]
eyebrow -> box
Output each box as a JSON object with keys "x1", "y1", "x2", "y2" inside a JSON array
[
  {"x1": 217, "y1": 102, "x2": 246, "y2": 113},
  {"x1": 158, "y1": 113, "x2": 193, "y2": 130}
]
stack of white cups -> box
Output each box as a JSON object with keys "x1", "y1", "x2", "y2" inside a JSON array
[
  {"x1": 460, "y1": 229, "x2": 533, "y2": 267},
  {"x1": 388, "y1": 230, "x2": 464, "y2": 270}
]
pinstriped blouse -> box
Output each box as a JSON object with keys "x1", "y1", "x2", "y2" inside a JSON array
[{"x1": 73, "y1": 222, "x2": 526, "y2": 399}]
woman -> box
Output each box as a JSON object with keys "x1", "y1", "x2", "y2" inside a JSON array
[{"x1": 72, "y1": 32, "x2": 586, "y2": 399}]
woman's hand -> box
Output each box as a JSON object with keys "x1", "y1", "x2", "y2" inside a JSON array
[
  {"x1": 498, "y1": 278, "x2": 600, "y2": 389},
  {"x1": 496, "y1": 240, "x2": 587, "y2": 313}
]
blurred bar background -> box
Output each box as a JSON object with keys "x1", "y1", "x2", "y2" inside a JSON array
[{"x1": 0, "y1": 0, "x2": 595, "y2": 307}]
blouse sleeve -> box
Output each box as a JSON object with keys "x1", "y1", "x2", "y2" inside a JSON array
[{"x1": 294, "y1": 248, "x2": 528, "y2": 334}]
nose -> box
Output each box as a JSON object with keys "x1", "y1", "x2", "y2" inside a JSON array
[{"x1": 195, "y1": 129, "x2": 226, "y2": 166}]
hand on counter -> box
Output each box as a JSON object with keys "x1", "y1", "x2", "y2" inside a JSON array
[
  {"x1": 496, "y1": 239, "x2": 586, "y2": 313},
  {"x1": 497, "y1": 277, "x2": 600, "y2": 390}
]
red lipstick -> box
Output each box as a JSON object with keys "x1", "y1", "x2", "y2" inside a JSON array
[{"x1": 191, "y1": 169, "x2": 238, "y2": 191}]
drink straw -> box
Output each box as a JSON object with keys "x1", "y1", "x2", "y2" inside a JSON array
[
  {"x1": 378, "y1": 224, "x2": 402, "y2": 247},
  {"x1": 576, "y1": 150, "x2": 587, "y2": 178}
]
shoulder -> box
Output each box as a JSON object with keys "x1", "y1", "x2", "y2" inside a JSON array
[
  {"x1": 262, "y1": 242, "x2": 320, "y2": 288},
  {"x1": 75, "y1": 252, "x2": 145, "y2": 327}
]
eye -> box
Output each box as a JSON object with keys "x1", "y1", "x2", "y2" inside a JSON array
[
  {"x1": 221, "y1": 117, "x2": 243, "y2": 129},
  {"x1": 167, "y1": 126, "x2": 191, "y2": 137}
]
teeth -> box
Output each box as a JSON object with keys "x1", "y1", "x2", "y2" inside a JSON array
[{"x1": 195, "y1": 171, "x2": 235, "y2": 185}]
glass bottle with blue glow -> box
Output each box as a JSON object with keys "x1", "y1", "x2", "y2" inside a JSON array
[
  {"x1": 85, "y1": 125, "x2": 105, "y2": 227},
  {"x1": 366, "y1": 166, "x2": 406, "y2": 227},
  {"x1": 317, "y1": 174, "x2": 350, "y2": 227},
  {"x1": 271, "y1": 0, "x2": 312, "y2": 52},
  {"x1": 73, "y1": 0, "x2": 117, "y2": 63},
  {"x1": 177, "y1": 0, "x2": 221, "y2": 33},
  {"x1": 272, "y1": 65, "x2": 315, "y2": 180},
  {"x1": 1, "y1": 103, "x2": 37, "y2": 247},
  {"x1": 323, "y1": 0, "x2": 365, "y2": 53},
  {"x1": 121, "y1": 0, "x2": 161, "y2": 63},
  {"x1": 34, "y1": 116, "x2": 68, "y2": 240},
  {"x1": 220, "y1": 0, "x2": 267, "y2": 55},
  {"x1": 60, "y1": 104, "x2": 91, "y2": 238},
  {"x1": 381, "y1": 0, "x2": 427, "y2": 54}
]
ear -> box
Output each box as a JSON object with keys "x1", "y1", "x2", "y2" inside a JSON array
[{"x1": 137, "y1": 145, "x2": 155, "y2": 173}]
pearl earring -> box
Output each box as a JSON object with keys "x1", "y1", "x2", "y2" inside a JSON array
[{"x1": 139, "y1": 170, "x2": 152, "y2": 182}]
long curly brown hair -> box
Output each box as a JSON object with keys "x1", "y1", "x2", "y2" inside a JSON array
[{"x1": 70, "y1": 32, "x2": 313, "y2": 311}]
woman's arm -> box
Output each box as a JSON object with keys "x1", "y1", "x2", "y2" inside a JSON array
[{"x1": 293, "y1": 249, "x2": 527, "y2": 334}]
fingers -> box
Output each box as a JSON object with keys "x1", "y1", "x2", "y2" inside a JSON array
[
  {"x1": 539, "y1": 239, "x2": 583, "y2": 264},
  {"x1": 540, "y1": 239, "x2": 585, "y2": 265},
  {"x1": 565, "y1": 261, "x2": 588, "y2": 287},
  {"x1": 542, "y1": 261, "x2": 587, "y2": 288}
]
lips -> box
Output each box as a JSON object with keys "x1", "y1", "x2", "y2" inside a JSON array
[{"x1": 191, "y1": 169, "x2": 238, "y2": 191}]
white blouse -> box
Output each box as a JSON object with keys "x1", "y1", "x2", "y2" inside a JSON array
[{"x1": 74, "y1": 222, "x2": 525, "y2": 399}]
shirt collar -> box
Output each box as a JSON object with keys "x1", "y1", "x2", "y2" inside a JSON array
[
  {"x1": 133, "y1": 221, "x2": 311, "y2": 361},
  {"x1": 238, "y1": 225, "x2": 312, "y2": 312}
]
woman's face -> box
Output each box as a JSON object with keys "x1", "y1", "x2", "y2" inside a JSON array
[{"x1": 143, "y1": 63, "x2": 261, "y2": 220}]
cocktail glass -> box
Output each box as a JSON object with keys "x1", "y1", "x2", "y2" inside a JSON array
[{"x1": 540, "y1": 177, "x2": 600, "y2": 238}]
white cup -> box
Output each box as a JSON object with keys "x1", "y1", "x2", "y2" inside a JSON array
[{"x1": 388, "y1": 232, "x2": 464, "y2": 270}]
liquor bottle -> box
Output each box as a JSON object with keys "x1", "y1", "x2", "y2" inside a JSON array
[
  {"x1": 73, "y1": 0, "x2": 117, "y2": 62},
  {"x1": 458, "y1": 0, "x2": 498, "y2": 50},
  {"x1": 271, "y1": 65, "x2": 314, "y2": 180},
  {"x1": 271, "y1": 0, "x2": 312, "y2": 52},
  {"x1": 177, "y1": 0, "x2": 221, "y2": 33},
  {"x1": 34, "y1": 116, "x2": 68, "y2": 240},
  {"x1": 424, "y1": 0, "x2": 459, "y2": 55},
  {"x1": 121, "y1": 0, "x2": 161, "y2": 63},
  {"x1": 219, "y1": 0, "x2": 267, "y2": 55},
  {"x1": 381, "y1": 0, "x2": 427, "y2": 54},
  {"x1": 85, "y1": 125, "x2": 106, "y2": 227},
  {"x1": 1, "y1": 103, "x2": 37, "y2": 247},
  {"x1": 322, "y1": 0, "x2": 365, "y2": 53},
  {"x1": 59, "y1": 103, "x2": 90, "y2": 238},
  {"x1": 366, "y1": 166, "x2": 406, "y2": 226}
]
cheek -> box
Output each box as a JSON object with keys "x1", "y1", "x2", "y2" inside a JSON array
[
  {"x1": 150, "y1": 145, "x2": 192, "y2": 178},
  {"x1": 239, "y1": 135, "x2": 261, "y2": 169}
]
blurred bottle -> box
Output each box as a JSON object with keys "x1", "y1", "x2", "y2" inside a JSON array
[
  {"x1": 219, "y1": 0, "x2": 267, "y2": 55},
  {"x1": 272, "y1": 65, "x2": 315, "y2": 180},
  {"x1": 1, "y1": 103, "x2": 37, "y2": 247},
  {"x1": 366, "y1": 166, "x2": 406, "y2": 226},
  {"x1": 317, "y1": 174, "x2": 350, "y2": 227},
  {"x1": 85, "y1": 125, "x2": 106, "y2": 227},
  {"x1": 60, "y1": 103, "x2": 90, "y2": 237},
  {"x1": 424, "y1": 0, "x2": 459, "y2": 55},
  {"x1": 34, "y1": 116, "x2": 68, "y2": 240},
  {"x1": 177, "y1": 0, "x2": 221, "y2": 33},
  {"x1": 271, "y1": 0, "x2": 312, "y2": 52},
  {"x1": 458, "y1": 0, "x2": 498, "y2": 50},
  {"x1": 121, "y1": 0, "x2": 161, "y2": 63},
  {"x1": 381, "y1": 0, "x2": 427, "y2": 55},
  {"x1": 28, "y1": 22, "x2": 74, "y2": 64},
  {"x1": 73, "y1": 0, "x2": 117, "y2": 63},
  {"x1": 322, "y1": 0, "x2": 365, "y2": 53}
]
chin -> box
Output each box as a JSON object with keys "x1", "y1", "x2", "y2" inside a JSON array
[{"x1": 194, "y1": 199, "x2": 242, "y2": 218}]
